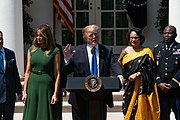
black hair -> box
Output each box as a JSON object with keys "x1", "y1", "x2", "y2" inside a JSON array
[
  {"x1": 0, "y1": 31, "x2": 2, "y2": 35},
  {"x1": 127, "y1": 27, "x2": 145, "y2": 45}
]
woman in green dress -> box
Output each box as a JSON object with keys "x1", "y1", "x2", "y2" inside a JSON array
[
  {"x1": 118, "y1": 28, "x2": 160, "y2": 120},
  {"x1": 22, "y1": 24, "x2": 61, "y2": 120}
]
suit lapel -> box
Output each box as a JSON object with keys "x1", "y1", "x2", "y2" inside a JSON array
[
  {"x1": 166, "y1": 48, "x2": 174, "y2": 57},
  {"x1": 82, "y1": 44, "x2": 91, "y2": 75},
  {"x1": 160, "y1": 45, "x2": 167, "y2": 57},
  {"x1": 98, "y1": 44, "x2": 105, "y2": 76}
]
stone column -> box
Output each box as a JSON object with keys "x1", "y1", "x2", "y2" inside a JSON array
[
  {"x1": 169, "y1": 0, "x2": 180, "y2": 42},
  {"x1": 0, "y1": 0, "x2": 24, "y2": 77}
]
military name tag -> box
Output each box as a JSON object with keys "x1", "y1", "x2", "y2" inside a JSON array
[{"x1": 85, "y1": 75, "x2": 102, "y2": 92}]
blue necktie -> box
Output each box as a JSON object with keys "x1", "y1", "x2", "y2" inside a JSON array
[
  {"x1": 91, "y1": 47, "x2": 97, "y2": 76},
  {"x1": 0, "y1": 51, "x2": 4, "y2": 72}
]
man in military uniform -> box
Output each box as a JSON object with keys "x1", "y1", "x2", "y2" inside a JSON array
[{"x1": 153, "y1": 25, "x2": 180, "y2": 120}]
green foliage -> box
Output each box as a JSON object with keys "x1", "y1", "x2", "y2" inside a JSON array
[
  {"x1": 23, "y1": 0, "x2": 34, "y2": 45},
  {"x1": 155, "y1": 0, "x2": 168, "y2": 35}
]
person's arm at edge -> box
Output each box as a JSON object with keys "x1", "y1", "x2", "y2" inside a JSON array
[
  {"x1": 51, "y1": 51, "x2": 61, "y2": 104},
  {"x1": 169, "y1": 70, "x2": 180, "y2": 88},
  {"x1": 109, "y1": 47, "x2": 124, "y2": 89},
  {"x1": 55, "y1": 43, "x2": 67, "y2": 97},
  {"x1": 22, "y1": 49, "x2": 31, "y2": 104},
  {"x1": 13, "y1": 52, "x2": 22, "y2": 101}
]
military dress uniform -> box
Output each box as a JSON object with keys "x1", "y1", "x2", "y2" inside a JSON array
[{"x1": 153, "y1": 41, "x2": 180, "y2": 120}]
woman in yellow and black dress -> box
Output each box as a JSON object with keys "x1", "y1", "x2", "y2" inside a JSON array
[{"x1": 118, "y1": 28, "x2": 160, "y2": 120}]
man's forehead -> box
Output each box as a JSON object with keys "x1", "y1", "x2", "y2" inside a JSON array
[
  {"x1": 86, "y1": 31, "x2": 97, "y2": 34},
  {"x1": 164, "y1": 27, "x2": 174, "y2": 33},
  {"x1": 165, "y1": 26, "x2": 175, "y2": 31}
]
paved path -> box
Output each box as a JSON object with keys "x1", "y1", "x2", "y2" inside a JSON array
[
  {"x1": 14, "y1": 112, "x2": 176, "y2": 120},
  {"x1": 14, "y1": 112, "x2": 124, "y2": 120}
]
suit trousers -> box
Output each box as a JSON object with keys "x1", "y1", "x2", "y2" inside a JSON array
[
  {"x1": 0, "y1": 101, "x2": 15, "y2": 120},
  {"x1": 159, "y1": 93, "x2": 180, "y2": 120}
]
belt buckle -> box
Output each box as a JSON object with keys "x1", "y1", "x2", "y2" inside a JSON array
[{"x1": 37, "y1": 70, "x2": 42, "y2": 75}]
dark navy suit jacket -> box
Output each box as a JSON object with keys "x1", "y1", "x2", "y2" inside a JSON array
[
  {"x1": 63, "y1": 44, "x2": 122, "y2": 109},
  {"x1": 0, "y1": 47, "x2": 22, "y2": 103}
]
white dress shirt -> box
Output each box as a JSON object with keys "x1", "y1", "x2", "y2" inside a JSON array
[{"x1": 86, "y1": 44, "x2": 99, "y2": 76}]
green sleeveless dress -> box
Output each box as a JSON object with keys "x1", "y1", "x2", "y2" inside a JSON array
[{"x1": 23, "y1": 47, "x2": 61, "y2": 120}]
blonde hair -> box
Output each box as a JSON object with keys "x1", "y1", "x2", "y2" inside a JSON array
[
  {"x1": 82, "y1": 24, "x2": 99, "y2": 38},
  {"x1": 31, "y1": 24, "x2": 55, "y2": 55}
]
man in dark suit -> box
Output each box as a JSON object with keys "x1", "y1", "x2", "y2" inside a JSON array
[
  {"x1": 0, "y1": 31, "x2": 22, "y2": 120},
  {"x1": 153, "y1": 25, "x2": 180, "y2": 120},
  {"x1": 63, "y1": 24, "x2": 124, "y2": 120}
]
